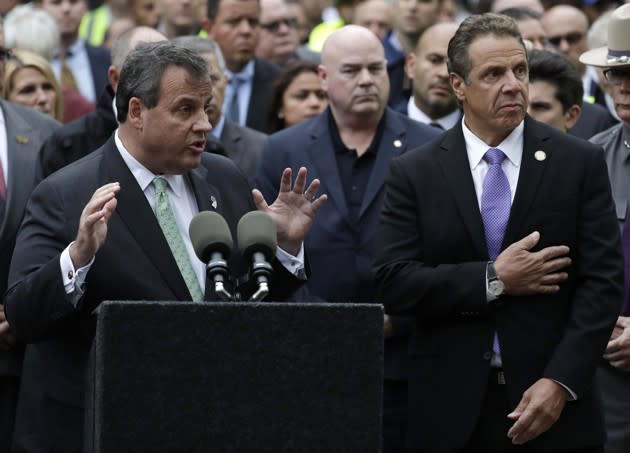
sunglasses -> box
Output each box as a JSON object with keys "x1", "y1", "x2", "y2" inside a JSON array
[
  {"x1": 0, "y1": 48, "x2": 13, "y2": 60},
  {"x1": 603, "y1": 67, "x2": 630, "y2": 85},
  {"x1": 547, "y1": 32, "x2": 583, "y2": 47},
  {"x1": 260, "y1": 17, "x2": 298, "y2": 33}
]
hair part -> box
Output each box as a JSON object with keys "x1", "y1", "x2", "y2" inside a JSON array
[
  {"x1": 116, "y1": 41, "x2": 210, "y2": 122},
  {"x1": 447, "y1": 12, "x2": 525, "y2": 82},
  {"x1": 527, "y1": 49, "x2": 583, "y2": 112}
]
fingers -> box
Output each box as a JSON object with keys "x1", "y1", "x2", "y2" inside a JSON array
[
  {"x1": 278, "y1": 168, "x2": 292, "y2": 193},
  {"x1": 252, "y1": 189, "x2": 270, "y2": 212},
  {"x1": 303, "y1": 178, "x2": 321, "y2": 201},
  {"x1": 517, "y1": 231, "x2": 540, "y2": 250},
  {"x1": 0, "y1": 321, "x2": 15, "y2": 351},
  {"x1": 310, "y1": 193, "x2": 328, "y2": 213},
  {"x1": 291, "y1": 167, "x2": 308, "y2": 195}
]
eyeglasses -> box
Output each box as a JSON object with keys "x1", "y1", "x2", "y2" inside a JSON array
[
  {"x1": 547, "y1": 32, "x2": 583, "y2": 47},
  {"x1": 603, "y1": 67, "x2": 630, "y2": 85},
  {"x1": 260, "y1": 17, "x2": 298, "y2": 33},
  {"x1": 0, "y1": 48, "x2": 13, "y2": 60}
]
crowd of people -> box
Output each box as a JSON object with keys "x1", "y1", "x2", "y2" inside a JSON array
[{"x1": 0, "y1": 0, "x2": 629, "y2": 452}]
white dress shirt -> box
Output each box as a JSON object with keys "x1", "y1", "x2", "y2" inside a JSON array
[{"x1": 407, "y1": 97, "x2": 460, "y2": 131}]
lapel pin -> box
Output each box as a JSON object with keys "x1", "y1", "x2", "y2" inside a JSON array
[
  {"x1": 15, "y1": 135, "x2": 29, "y2": 144},
  {"x1": 393, "y1": 139, "x2": 402, "y2": 148},
  {"x1": 534, "y1": 150, "x2": 546, "y2": 161},
  {"x1": 210, "y1": 195, "x2": 217, "y2": 209}
]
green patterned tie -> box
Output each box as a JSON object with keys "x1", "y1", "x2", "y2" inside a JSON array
[{"x1": 152, "y1": 177, "x2": 204, "y2": 302}]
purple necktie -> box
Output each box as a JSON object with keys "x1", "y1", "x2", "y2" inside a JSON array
[
  {"x1": 622, "y1": 210, "x2": 630, "y2": 316},
  {"x1": 481, "y1": 148, "x2": 511, "y2": 356}
]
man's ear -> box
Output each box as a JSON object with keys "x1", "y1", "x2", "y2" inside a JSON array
[
  {"x1": 318, "y1": 65, "x2": 327, "y2": 91},
  {"x1": 405, "y1": 53, "x2": 416, "y2": 81},
  {"x1": 450, "y1": 73, "x2": 465, "y2": 102},
  {"x1": 107, "y1": 66, "x2": 120, "y2": 92},
  {"x1": 201, "y1": 17, "x2": 214, "y2": 36},
  {"x1": 127, "y1": 97, "x2": 144, "y2": 129},
  {"x1": 564, "y1": 104, "x2": 581, "y2": 130}
]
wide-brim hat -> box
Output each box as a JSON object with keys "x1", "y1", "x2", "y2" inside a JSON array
[{"x1": 579, "y1": 3, "x2": 630, "y2": 68}]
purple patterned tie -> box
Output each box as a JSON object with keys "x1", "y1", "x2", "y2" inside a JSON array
[{"x1": 481, "y1": 148, "x2": 511, "y2": 356}]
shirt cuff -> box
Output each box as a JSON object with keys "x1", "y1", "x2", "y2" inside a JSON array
[
  {"x1": 60, "y1": 242, "x2": 94, "y2": 306},
  {"x1": 276, "y1": 244, "x2": 306, "y2": 280},
  {"x1": 552, "y1": 379, "x2": 578, "y2": 401}
]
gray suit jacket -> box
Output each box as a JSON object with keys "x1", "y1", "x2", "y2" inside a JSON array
[
  {"x1": 220, "y1": 119, "x2": 267, "y2": 188},
  {"x1": 0, "y1": 100, "x2": 60, "y2": 375}
]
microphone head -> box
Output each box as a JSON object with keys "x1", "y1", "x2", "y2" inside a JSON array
[
  {"x1": 237, "y1": 211, "x2": 277, "y2": 260},
  {"x1": 189, "y1": 211, "x2": 233, "y2": 263}
]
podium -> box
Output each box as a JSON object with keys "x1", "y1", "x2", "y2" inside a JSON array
[{"x1": 85, "y1": 301, "x2": 383, "y2": 452}]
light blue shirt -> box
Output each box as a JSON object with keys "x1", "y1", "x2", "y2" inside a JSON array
[
  {"x1": 51, "y1": 40, "x2": 97, "y2": 103},
  {"x1": 223, "y1": 60, "x2": 255, "y2": 126}
]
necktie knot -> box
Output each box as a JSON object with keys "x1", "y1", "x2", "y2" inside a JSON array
[
  {"x1": 484, "y1": 148, "x2": 506, "y2": 166},
  {"x1": 152, "y1": 176, "x2": 168, "y2": 194}
]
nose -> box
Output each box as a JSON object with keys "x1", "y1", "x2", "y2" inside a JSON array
[
  {"x1": 502, "y1": 71, "x2": 522, "y2": 93},
  {"x1": 35, "y1": 87, "x2": 48, "y2": 105},
  {"x1": 194, "y1": 110, "x2": 212, "y2": 134},
  {"x1": 436, "y1": 63, "x2": 449, "y2": 80},
  {"x1": 558, "y1": 38, "x2": 570, "y2": 53},
  {"x1": 306, "y1": 92, "x2": 323, "y2": 109},
  {"x1": 237, "y1": 18, "x2": 254, "y2": 34},
  {"x1": 358, "y1": 67, "x2": 374, "y2": 86}
]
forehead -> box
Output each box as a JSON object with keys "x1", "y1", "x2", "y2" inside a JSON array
[
  {"x1": 159, "y1": 65, "x2": 212, "y2": 101},
  {"x1": 517, "y1": 18, "x2": 545, "y2": 39},
  {"x1": 356, "y1": 2, "x2": 390, "y2": 19},
  {"x1": 545, "y1": 9, "x2": 587, "y2": 33},
  {"x1": 217, "y1": 0, "x2": 260, "y2": 17},
  {"x1": 327, "y1": 39, "x2": 384, "y2": 66},
  {"x1": 418, "y1": 27, "x2": 454, "y2": 55},
  {"x1": 468, "y1": 34, "x2": 526, "y2": 71},
  {"x1": 529, "y1": 79, "x2": 558, "y2": 99}
]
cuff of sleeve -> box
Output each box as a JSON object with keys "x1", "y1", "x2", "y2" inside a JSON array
[
  {"x1": 60, "y1": 242, "x2": 94, "y2": 299},
  {"x1": 276, "y1": 243, "x2": 306, "y2": 280},
  {"x1": 552, "y1": 379, "x2": 578, "y2": 401}
]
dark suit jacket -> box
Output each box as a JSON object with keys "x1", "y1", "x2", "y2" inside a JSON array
[
  {"x1": 37, "y1": 85, "x2": 117, "y2": 181},
  {"x1": 257, "y1": 108, "x2": 440, "y2": 381},
  {"x1": 85, "y1": 43, "x2": 111, "y2": 103},
  {"x1": 220, "y1": 119, "x2": 267, "y2": 188},
  {"x1": 5, "y1": 138, "x2": 303, "y2": 453},
  {"x1": 373, "y1": 116, "x2": 623, "y2": 452},
  {"x1": 568, "y1": 101, "x2": 618, "y2": 140},
  {"x1": 0, "y1": 101, "x2": 60, "y2": 376},
  {"x1": 246, "y1": 59, "x2": 280, "y2": 132}
]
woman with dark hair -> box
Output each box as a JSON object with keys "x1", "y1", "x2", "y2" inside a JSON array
[{"x1": 266, "y1": 60, "x2": 327, "y2": 133}]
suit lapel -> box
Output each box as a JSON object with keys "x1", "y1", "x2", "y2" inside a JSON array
[
  {"x1": 438, "y1": 124, "x2": 489, "y2": 258},
  {"x1": 503, "y1": 117, "x2": 551, "y2": 245},
  {"x1": 101, "y1": 140, "x2": 191, "y2": 300},
  {"x1": 306, "y1": 116, "x2": 351, "y2": 224},
  {"x1": 188, "y1": 163, "x2": 218, "y2": 213},
  {"x1": 359, "y1": 110, "x2": 406, "y2": 218},
  {"x1": 0, "y1": 101, "x2": 39, "y2": 238}
]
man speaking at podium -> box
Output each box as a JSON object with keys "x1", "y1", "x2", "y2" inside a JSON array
[{"x1": 4, "y1": 41, "x2": 325, "y2": 453}]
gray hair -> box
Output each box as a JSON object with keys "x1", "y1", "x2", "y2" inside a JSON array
[
  {"x1": 447, "y1": 13, "x2": 525, "y2": 82},
  {"x1": 116, "y1": 41, "x2": 210, "y2": 122},
  {"x1": 171, "y1": 35, "x2": 226, "y2": 72},
  {"x1": 4, "y1": 5, "x2": 60, "y2": 60}
]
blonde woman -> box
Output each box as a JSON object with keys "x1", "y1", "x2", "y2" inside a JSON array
[{"x1": 3, "y1": 49, "x2": 63, "y2": 121}]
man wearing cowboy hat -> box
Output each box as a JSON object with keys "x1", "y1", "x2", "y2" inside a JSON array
[{"x1": 580, "y1": 4, "x2": 630, "y2": 453}]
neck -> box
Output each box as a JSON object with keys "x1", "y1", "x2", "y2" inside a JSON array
[
  {"x1": 397, "y1": 31, "x2": 420, "y2": 55},
  {"x1": 464, "y1": 118, "x2": 512, "y2": 147},
  {"x1": 60, "y1": 33, "x2": 79, "y2": 50},
  {"x1": 333, "y1": 109, "x2": 381, "y2": 156}
]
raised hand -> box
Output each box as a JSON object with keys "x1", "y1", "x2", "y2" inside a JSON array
[
  {"x1": 70, "y1": 182, "x2": 120, "y2": 268},
  {"x1": 252, "y1": 167, "x2": 327, "y2": 256}
]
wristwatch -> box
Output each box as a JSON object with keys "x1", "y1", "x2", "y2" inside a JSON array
[{"x1": 487, "y1": 261, "x2": 505, "y2": 297}]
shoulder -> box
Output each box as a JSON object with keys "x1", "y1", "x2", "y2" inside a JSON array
[
  {"x1": 253, "y1": 58, "x2": 281, "y2": 79},
  {"x1": 590, "y1": 123, "x2": 623, "y2": 146},
  {"x1": 226, "y1": 121, "x2": 267, "y2": 143},
  {"x1": 1, "y1": 100, "x2": 60, "y2": 130}
]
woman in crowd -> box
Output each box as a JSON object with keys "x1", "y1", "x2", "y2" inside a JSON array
[
  {"x1": 266, "y1": 60, "x2": 327, "y2": 133},
  {"x1": 3, "y1": 49, "x2": 63, "y2": 122}
]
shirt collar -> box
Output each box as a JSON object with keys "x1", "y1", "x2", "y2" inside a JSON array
[
  {"x1": 462, "y1": 117, "x2": 524, "y2": 170},
  {"x1": 114, "y1": 129, "x2": 186, "y2": 199},
  {"x1": 327, "y1": 107, "x2": 385, "y2": 157},
  {"x1": 407, "y1": 97, "x2": 460, "y2": 130},
  {"x1": 225, "y1": 59, "x2": 255, "y2": 83}
]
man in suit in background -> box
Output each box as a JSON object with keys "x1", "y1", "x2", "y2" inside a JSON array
[
  {"x1": 173, "y1": 35, "x2": 266, "y2": 187},
  {"x1": 581, "y1": 5, "x2": 630, "y2": 451},
  {"x1": 5, "y1": 41, "x2": 325, "y2": 453},
  {"x1": 0, "y1": 22, "x2": 61, "y2": 453},
  {"x1": 374, "y1": 13, "x2": 622, "y2": 452},
  {"x1": 35, "y1": 0, "x2": 111, "y2": 105},
  {"x1": 257, "y1": 25, "x2": 440, "y2": 453},
  {"x1": 37, "y1": 26, "x2": 167, "y2": 181},
  {"x1": 202, "y1": 0, "x2": 280, "y2": 132},
  {"x1": 401, "y1": 22, "x2": 460, "y2": 130}
]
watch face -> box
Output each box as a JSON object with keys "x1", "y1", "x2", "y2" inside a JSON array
[{"x1": 489, "y1": 280, "x2": 505, "y2": 296}]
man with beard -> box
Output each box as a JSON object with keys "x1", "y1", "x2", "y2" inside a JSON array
[
  {"x1": 402, "y1": 22, "x2": 459, "y2": 130},
  {"x1": 257, "y1": 25, "x2": 439, "y2": 453}
]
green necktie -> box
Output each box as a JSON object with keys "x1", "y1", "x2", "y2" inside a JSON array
[{"x1": 152, "y1": 177, "x2": 204, "y2": 302}]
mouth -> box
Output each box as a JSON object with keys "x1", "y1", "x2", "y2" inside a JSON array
[{"x1": 188, "y1": 140, "x2": 206, "y2": 154}]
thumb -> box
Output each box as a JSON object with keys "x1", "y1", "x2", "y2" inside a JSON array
[
  {"x1": 508, "y1": 394, "x2": 529, "y2": 420},
  {"x1": 520, "y1": 231, "x2": 540, "y2": 251}
]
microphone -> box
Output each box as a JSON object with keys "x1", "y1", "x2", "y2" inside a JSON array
[
  {"x1": 189, "y1": 211, "x2": 234, "y2": 301},
  {"x1": 237, "y1": 211, "x2": 277, "y2": 302}
]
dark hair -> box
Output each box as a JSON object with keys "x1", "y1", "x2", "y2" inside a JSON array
[
  {"x1": 497, "y1": 6, "x2": 542, "y2": 21},
  {"x1": 266, "y1": 60, "x2": 320, "y2": 133},
  {"x1": 116, "y1": 41, "x2": 210, "y2": 122},
  {"x1": 528, "y1": 49, "x2": 583, "y2": 112},
  {"x1": 447, "y1": 12, "x2": 525, "y2": 81}
]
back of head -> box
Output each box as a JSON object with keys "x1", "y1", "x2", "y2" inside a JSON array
[
  {"x1": 172, "y1": 35, "x2": 227, "y2": 72},
  {"x1": 447, "y1": 13, "x2": 524, "y2": 81},
  {"x1": 4, "y1": 5, "x2": 60, "y2": 60},
  {"x1": 528, "y1": 49, "x2": 583, "y2": 111},
  {"x1": 116, "y1": 41, "x2": 210, "y2": 123},
  {"x1": 497, "y1": 6, "x2": 542, "y2": 21},
  {"x1": 491, "y1": 0, "x2": 543, "y2": 14},
  {"x1": 111, "y1": 26, "x2": 167, "y2": 69}
]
